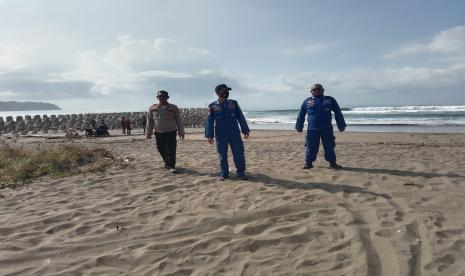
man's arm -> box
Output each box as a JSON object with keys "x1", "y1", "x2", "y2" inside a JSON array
[
  {"x1": 235, "y1": 101, "x2": 250, "y2": 136},
  {"x1": 331, "y1": 98, "x2": 347, "y2": 131},
  {"x1": 146, "y1": 107, "x2": 154, "y2": 138},
  {"x1": 205, "y1": 105, "x2": 215, "y2": 140},
  {"x1": 173, "y1": 105, "x2": 185, "y2": 139},
  {"x1": 295, "y1": 101, "x2": 307, "y2": 132}
]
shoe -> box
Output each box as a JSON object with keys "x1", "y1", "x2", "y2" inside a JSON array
[
  {"x1": 329, "y1": 162, "x2": 342, "y2": 169},
  {"x1": 217, "y1": 176, "x2": 229, "y2": 181},
  {"x1": 169, "y1": 168, "x2": 177, "y2": 174},
  {"x1": 303, "y1": 162, "x2": 313, "y2": 169}
]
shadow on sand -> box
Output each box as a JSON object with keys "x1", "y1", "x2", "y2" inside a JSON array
[
  {"x1": 176, "y1": 168, "x2": 391, "y2": 199},
  {"x1": 174, "y1": 167, "x2": 217, "y2": 177},
  {"x1": 339, "y1": 166, "x2": 463, "y2": 178},
  {"x1": 248, "y1": 173, "x2": 392, "y2": 200}
]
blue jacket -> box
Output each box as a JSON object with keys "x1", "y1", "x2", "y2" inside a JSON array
[
  {"x1": 205, "y1": 99, "x2": 250, "y2": 138},
  {"x1": 295, "y1": 95, "x2": 346, "y2": 131}
]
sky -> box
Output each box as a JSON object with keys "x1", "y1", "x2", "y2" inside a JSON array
[{"x1": 1, "y1": 0, "x2": 465, "y2": 112}]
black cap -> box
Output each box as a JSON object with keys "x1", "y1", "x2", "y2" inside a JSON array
[
  {"x1": 215, "y1": 84, "x2": 232, "y2": 92},
  {"x1": 157, "y1": 90, "x2": 169, "y2": 96}
]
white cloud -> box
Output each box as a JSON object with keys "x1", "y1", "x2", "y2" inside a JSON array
[
  {"x1": 0, "y1": 36, "x2": 215, "y2": 101},
  {"x1": 0, "y1": 43, "x2": 44, "y2": 70},
  {"x1": 285, "y1": 42, "x2": 335, "y2": 55},
  {"x1": 385, "y1": 26, "x2": 465, "y2": 63},
  {"x1": 0, "y1": 90, "x2": 18, "y2": 97},
  {"x1": 1, "y1": 31, "x2": 465, "y2": 110},
  {"x1": 227, "y1": 63, "x2": 465, "y2": 108},
  {"x1": 249, "y1": 66, "x2": 465, "y2": 95},
  {"x1": 104, "y1": 35, "x2": 211, "y2": 71},
  {"x1": 58, "y1": 35, "x2": 214, "y2": 96}
]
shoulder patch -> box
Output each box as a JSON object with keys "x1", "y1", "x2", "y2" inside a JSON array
[
  {"x1": 306, "y1": 99, "x2": 315, "y2": 107},
  {"x1": 212, "y1": 103, "x2": 222, "y2": 112},
  {"x1": 228, "y1": 101, "x2": 236, "y2": 109}
]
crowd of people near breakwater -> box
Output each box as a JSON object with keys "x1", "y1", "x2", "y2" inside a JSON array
[{"x1": 0, "y1": 108, "x2": 208, "y2": 135}]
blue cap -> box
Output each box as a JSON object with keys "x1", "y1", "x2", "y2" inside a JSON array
[{"x1": 215, "y1": 84, "x2": 232, "y2": 92}]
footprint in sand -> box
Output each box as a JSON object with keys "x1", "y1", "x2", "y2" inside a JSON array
[
  {"x1": 151, "y1": 185, "x2": 177, "y2": 193},
  {"x1": 452, "y1": 239, "x2": 465, "y2": 254},
  {"x1": 424, "y1": 254, "x2": 455, "y2": 273},
  {"x1": 207, "y1": 204, "x2": 221, "y2": 209},
  {"x1": 380, "y1": 220, "x2": 396, "y2": 227},
  {"x1": 281, "y1": 195, "x2": 292, "y2": 200},
  {"x1": 374, "y1": 228, "x2": 397, "y2": 238},
  {"x1": 317, "y1": 208, "x2": 337, "y2": 216},
  {"x1": 433, "y1": 214, "x2": 446, "y2": 227},
  {"x1": 435, "y1": 228, "x2": 465, "y2": 239},
  {"x1": 363, "y1": 181, "x2": 372, "y2": 187},
  {"x1": 394, "y1": 211, "x2": 404, "y2": 222},
  {"x1": 45, "y1": 222, "x2": 75, "y2": 234},
  {"x1": 301, "y1": 194, "x2": 317, "y2": 203},
  {"x1": 75, "y1": 225, "x2": 92, "y2": 235}
]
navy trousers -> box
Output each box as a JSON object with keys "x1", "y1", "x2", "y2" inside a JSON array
[
  {"x1": 305, "y1": 128, "x2": 336, "y2": 162},
  {"x1": 216, "y1": 132, "x2": 245, "y2": 177}
]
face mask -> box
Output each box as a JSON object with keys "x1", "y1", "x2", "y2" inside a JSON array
[
  {"x1": 220, "y1": 91, "x2": 229, "y2": 99},
  {"x1": 311, "y1": 89, "x2": 323, "y2": 96}
]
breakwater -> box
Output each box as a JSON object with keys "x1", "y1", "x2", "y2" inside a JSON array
[{"x1": 0, "y1": 108, "x2": 208, "y2": 135}]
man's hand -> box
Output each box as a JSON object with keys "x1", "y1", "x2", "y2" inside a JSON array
[
  {"x1": 296, "y1": 129, "x2": 303, "y2": 133},
  {"x1": 146, "y1": 134, "x2": 152, "y2": 139},
  {"x1": 243, "y1": 132, "x2": 249, "y2": 139},
  {"x1": 339, "y1": 128, "x2": 345, "y2": 132},
  {"x1": 179, "y1": 134, "x2": 185, "y2": 140},
  {"x1": 208, "y1": 138, "x2": 214, "y2": 144}
]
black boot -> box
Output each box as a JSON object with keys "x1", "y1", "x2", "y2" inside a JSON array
[
  {"x1": 303, "y1": 162, "x2": 313, "y2": 169},
  {"x1": 329, "y1": 162, "x2": 342, "y2": 169}
]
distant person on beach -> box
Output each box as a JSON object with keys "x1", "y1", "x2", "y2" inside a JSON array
[
  {"x1": 121, "y1": 116, "x2": 131, "y2": 135},
  {"x1": 295, "y1": 83, "x2": 346, "y2": 169},
  {"x1": 90, "y1": 118, "x2": 97, "y2": 129},
  {"x1": 140, "y1": 113, "x2": 147, "y2": 134},
  {"x1": 146, "y1": 90, "x2": 185, "y2": 173},
  {"x1": 205, "y1": 84, "x2": 250, "y2": 181}
]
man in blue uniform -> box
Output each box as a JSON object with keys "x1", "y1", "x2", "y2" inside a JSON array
[
  {"x1": 205, "y1": 84, "x2": 250, "y2": 181},
  {"x1": 295, "y1": 83, "x2": 346, "y2": 169}
]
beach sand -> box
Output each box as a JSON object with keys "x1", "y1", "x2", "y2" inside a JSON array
[{"x1": 1, "y1": 129, "x2": 465, "y2": 275}]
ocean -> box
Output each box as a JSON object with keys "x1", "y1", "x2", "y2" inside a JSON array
[
  {"x1": 245, "y1": 105, "x2": 465, "y2": 133},
  {"x1": 1, "y1": 105, "x2": 465, "y2": 133}
]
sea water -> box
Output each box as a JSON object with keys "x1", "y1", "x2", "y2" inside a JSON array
[
  {"x1": 2, "y1": 105, "x2": 465, "y2": 133},
  {"x1": 245, "y1": 105, "x2": 465, "y2": 133}
]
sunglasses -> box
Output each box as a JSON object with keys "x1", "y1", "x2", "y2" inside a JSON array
[
  {"x1": 158, "y1": 95, "x2": 168, "y2": 98},
  {"x1": 311, "y1": 88, "x2": 322, "y2": 92}
]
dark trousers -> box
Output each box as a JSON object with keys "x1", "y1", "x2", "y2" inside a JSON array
[
  {"x1": 155, "y1": 131, "x2": 177, "y2": 169},
  {"x1": 216, "y1": 132, "x2": 246, "y2": 177},
  {"x1": 305, "y1": 128, "x2": 336, "y2": 162}
]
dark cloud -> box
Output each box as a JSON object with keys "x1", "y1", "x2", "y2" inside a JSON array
[{"x1": 0, "y1": 72, "x2": 94, "y2": 100}]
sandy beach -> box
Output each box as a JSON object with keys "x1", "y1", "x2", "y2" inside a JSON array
[{"x1": 1, "y1": 129, "x2": 465, "y2": 276}]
